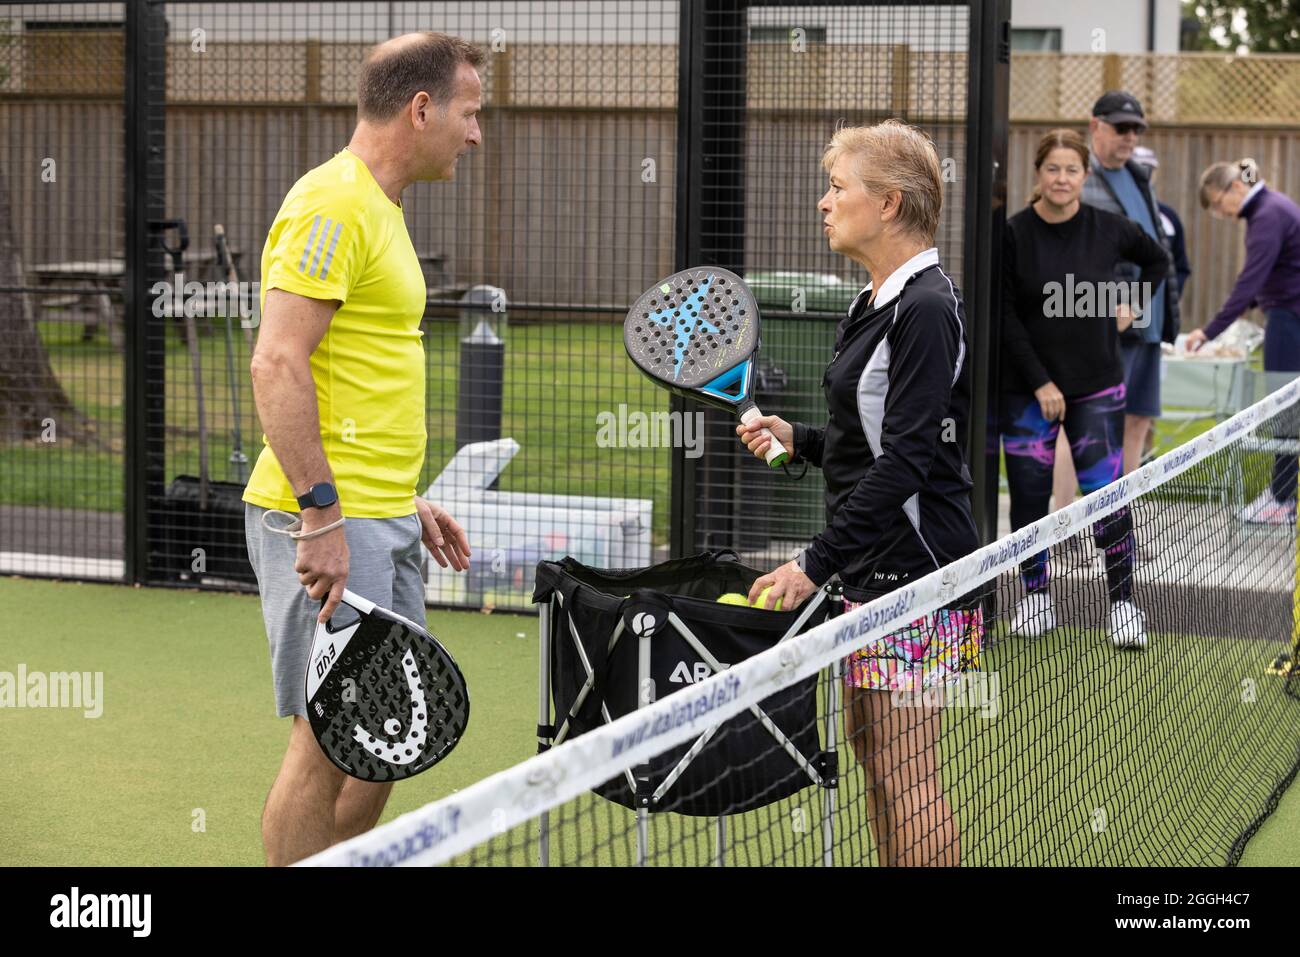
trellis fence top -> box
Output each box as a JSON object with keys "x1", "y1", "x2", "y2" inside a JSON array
[{"x1": 3, "y1": 34, "x2": 1298, "y2": 127}]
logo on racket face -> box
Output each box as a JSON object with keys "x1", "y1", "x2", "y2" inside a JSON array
[
  {"x1": 642, "y1": 275, "x2": 723, "y2": 378},
  {"x1": 315, "y1": 642, "x2": 338, "y2": 680},
  {"x1": 352, "y1": 646, "x2": 429, "y2": 766},
  {"x1": 627, "y1": 268, "x2": 758, "y2": 392}
]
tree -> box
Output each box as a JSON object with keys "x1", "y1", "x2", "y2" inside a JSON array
[
  {"x1": 0, "y1": 20, "x2": 100, "y2": 446},
  {"x1": 0, "y1": 166, "x2": 101, "y2": 445},
  {"x1": 1184, "y1": 1, "x2": 1300, "y2": 54}
]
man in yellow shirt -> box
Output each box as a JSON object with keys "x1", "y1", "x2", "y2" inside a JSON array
[{"x1": 243, "y1": 32, "x2": 480, "y2": 865}]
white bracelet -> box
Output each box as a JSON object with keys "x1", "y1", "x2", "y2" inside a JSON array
[{"x1": 261, "y1": 509, "x2": 346, "y2": 541}]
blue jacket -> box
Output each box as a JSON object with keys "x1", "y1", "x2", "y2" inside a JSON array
[{"x1": 1081, "y1": 154, "x2": 1181, "y2": 343}]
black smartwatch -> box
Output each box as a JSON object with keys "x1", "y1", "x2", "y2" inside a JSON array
[{"x1": 296, "y1": 482, "x2": 339, "y2": 511}]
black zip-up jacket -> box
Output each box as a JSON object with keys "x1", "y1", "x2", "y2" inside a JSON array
[
  {"x1": 792, "y1": 250, "x2": 979, "y2": 604},
  {"x1": 1081, "y1": 152, "x2": 1181, "y2": 344}
]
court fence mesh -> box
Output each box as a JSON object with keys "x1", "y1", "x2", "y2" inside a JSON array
[{"x1": 305, "y1": 380, "x2": 1300, "y2": 867}]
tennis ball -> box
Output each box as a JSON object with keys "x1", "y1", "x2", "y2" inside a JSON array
[
  {"x1": 752, "y1": 586, "x2": 783, "y2": 611},
  {"x1": 716, "y1": 593, "x2": 749, "y2": 606}
]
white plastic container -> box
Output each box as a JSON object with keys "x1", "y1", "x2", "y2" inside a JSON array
[{"x1": 422, "y1": 439, "x2": 653, "y2": 607}]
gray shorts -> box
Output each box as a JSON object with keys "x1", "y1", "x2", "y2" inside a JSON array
[
  {"x1": 244, "y1": 504, "x2": 426, "y2": 718},
  {"x1": 1120, "y1": 340, "x2": 1162, "y2": 418}
]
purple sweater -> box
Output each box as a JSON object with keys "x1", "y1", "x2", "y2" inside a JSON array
[{"x1": 1206, "y1": 186, "x2": 1300, "y2": 339}]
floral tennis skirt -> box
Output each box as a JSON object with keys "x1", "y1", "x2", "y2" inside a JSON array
[{"x1": 842, "y1": 599, "x2": 983, "y2": 692}]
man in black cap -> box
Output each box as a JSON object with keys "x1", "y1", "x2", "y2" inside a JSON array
[{"x1": 1081, "y1": 91, "x2": 1180, "y2": 476}]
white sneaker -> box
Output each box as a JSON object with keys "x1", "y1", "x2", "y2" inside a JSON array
[
  {"x1": 1010, "y1": 592, "x2": 1056, "y2": 638},
  {"x1": 1239, "y1": 490, "x2": 1296, "y2": 526},
  {"x1": 1109, "y1": 600, "x2": 1148, "y2": 650}
]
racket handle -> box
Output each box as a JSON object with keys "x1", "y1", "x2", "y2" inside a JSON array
[
  {"x1": 338, "y1": 589, "x2": 374, "y2": 614},
  {"x1": 739, "y1": 407, "x2": 790, "y2": 469}
]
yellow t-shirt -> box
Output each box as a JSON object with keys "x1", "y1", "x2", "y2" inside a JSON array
[{"x1": 243, "y1": 149, "x2": 427, "y2": 518}]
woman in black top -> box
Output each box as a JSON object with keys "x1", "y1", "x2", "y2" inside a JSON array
[
  {"x1": 1001, "y1": 128, "x2": 1170, "y2": 649},
  {"x1": 736, "y1": 120, "x2": 980, "y2": 865}
]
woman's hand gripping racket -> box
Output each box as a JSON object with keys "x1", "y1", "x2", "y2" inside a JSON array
[
  {"x1": 306, "y1": 589, "x2": 469, "y2": 782},
  {"x1": 624, "y1": 266, "x2": 789, "y2": 467}
]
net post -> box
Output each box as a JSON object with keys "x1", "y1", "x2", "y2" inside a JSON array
[
  {"x1": 636, "y1": 809, "x2": 649, "y2": 866},
  {"x1": 822, "y1": 582, "x2": 845, "y2": 867},
  {"x1": 1290, "y1": 464, "x2": 1300, "y2": 698},
  {"x1": 537, "y1": 597, "x2": 552, "y2": 866},
  {"x1": 714, "y1": 816, "x2": 727, "y2": 867},
  {"x1": 823, "y1": 658, "x2": 842, "y2": 868},
  {"x1": 636, "y1": 627, "x2": 654, "y2": 867}
]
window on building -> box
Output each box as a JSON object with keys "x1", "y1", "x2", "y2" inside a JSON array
[
  {"x1": 750, "y1": 25, "x2": 828, "y2": 44},
  {"x1": 1011, "y1": 28, "x2": 1062, "y2": 52}
]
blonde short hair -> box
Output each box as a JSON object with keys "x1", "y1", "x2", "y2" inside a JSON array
[
  {"x1": 821, "y1": 119, "x2": 943, "y2": 242},
  {"x1": 1198, "y1": 158, "x2": 1260, "y2": 209}
]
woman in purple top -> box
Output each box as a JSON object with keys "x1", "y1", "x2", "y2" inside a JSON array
[{"x1": 1187, "y1": 158, "x2": 1300, "y2": 524}]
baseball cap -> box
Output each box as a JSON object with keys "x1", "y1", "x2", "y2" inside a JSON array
[{"x1": 1092, "y1": 90, "x2": 1148, "y2": 131}]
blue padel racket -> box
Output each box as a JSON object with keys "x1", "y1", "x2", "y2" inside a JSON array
[
  {"x1": 306, "y1": 589, "x2": 469, "y2": 781},
  {"x1": 624, "y1": 266, "x2": 789, "y2": 467}
]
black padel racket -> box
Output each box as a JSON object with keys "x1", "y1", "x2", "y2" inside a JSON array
[
  {"x1": 624, "y1": 266, "x2": 789, "y2": 467},
  {"x1": 305, "y1": 589, "x2": 469, "y2": 781}
]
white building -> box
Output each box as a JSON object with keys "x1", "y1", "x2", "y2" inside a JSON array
[
  {"x1": 6, "y1": 2, "x2": 1188, "y2": 52},
  {"x1": 1011, "y1": 0, "x2": 1185, "y2": 53}
]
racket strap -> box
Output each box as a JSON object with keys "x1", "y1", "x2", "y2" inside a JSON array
[{"x1": 261, "y1": 508, "x2": 346, "y2": 541}]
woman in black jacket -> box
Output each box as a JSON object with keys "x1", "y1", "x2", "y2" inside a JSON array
[
  {"x1": 1001, "y1": 128, "x2": 1170, "y2": 649},
  {"x1": 737, "y1": 120, "x2": 980, "y2": 866}
]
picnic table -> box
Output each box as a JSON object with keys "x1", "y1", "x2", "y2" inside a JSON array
[
  {"x1": 29, "y1": 258, "x2": 125, "y2": 347},
  {"x1": 29, "y1": 249, "x2": 241, "y2": 349},
  {"x1": 31, "y1": 249, "x2": 465, "y2": 345}
]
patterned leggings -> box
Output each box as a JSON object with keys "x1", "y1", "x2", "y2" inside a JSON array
[{"x1": 1001, "y1": 383, "x2": 1135, "y2": 603}]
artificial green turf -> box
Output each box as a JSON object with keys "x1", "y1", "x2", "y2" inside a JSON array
[
  {"x1": 0, "y1": 578, "x2": 536, "y2": 866},
  {"x1": 1, "y1": 577, "x2": 1297, "y2": 866}
]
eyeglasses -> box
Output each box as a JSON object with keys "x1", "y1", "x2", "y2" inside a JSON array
[
  {"x1": 1109, "y1": 122, "x2": 1143, "y2": 136},
  {"x1": 1209, "y1": 186, "x2": 1233, "y2": 216}
]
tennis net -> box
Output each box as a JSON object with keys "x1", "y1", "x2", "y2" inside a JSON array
[{"x1": 305, "y1": 378, "x2": 1300, "y2": 867}]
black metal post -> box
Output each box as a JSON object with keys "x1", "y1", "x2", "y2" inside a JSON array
[
  {"x1": 123, "y1": 0, "x2": 169, "y2": 584},
  {"x1": 964, "y1": 0, "x2": 1011, "y2": 546},
  {"x1": 670, "y1": 0, "x2": 706, "y2": 559},
  {"x1": 672, "y1": 0, "x2": 750, "y2": 558}
]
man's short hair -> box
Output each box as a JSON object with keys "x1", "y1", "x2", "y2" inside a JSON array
[{"x1": 358, "y1": 32, "x2": 485, "y2": 121}]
